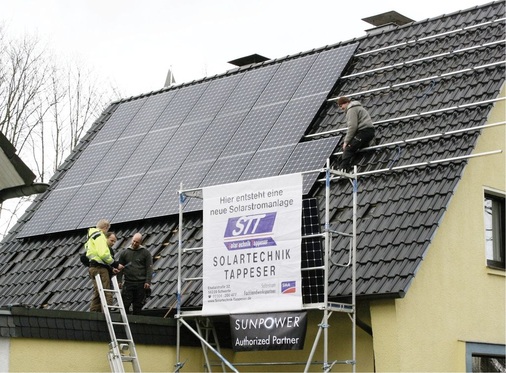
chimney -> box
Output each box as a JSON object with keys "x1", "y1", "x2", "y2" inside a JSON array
[
  {"x1": 362, "y1": 11, "x2": 414, "y2": 35},
  {"x1": 228, "y1": 53, "x2": 270, "y2": 68}
]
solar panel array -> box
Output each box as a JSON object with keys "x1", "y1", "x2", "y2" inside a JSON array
[{"x1": 19, "y1": 43, "x2": 357, "y2": 238}]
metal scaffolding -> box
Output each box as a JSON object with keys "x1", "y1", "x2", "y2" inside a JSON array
[
  {"x1": 174, "y1": 163, "x2": 359, "y2": 372},
  {"x1": 171, "y1": 143, "x2": 503, "y2": 372}
]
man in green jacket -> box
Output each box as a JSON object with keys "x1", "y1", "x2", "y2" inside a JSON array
[{"x1": 86, "y1": 219, "x2": 124, "y2": 312}]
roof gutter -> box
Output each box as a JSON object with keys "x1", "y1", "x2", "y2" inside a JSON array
[{"x1": 0, "y1": 183, "x2": 49, "y2": 203}]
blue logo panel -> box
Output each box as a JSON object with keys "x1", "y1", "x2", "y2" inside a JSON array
[
  {"x1": 281, "y1": 281, "x2": 296, "y2": 294},
  {"x1": 224, "y1": 212, "x2": 277, "y2": 250}
]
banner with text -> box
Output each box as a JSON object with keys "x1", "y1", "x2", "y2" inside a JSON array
[
  {"x1": 202, "y1": 173, "x2": 303, "y2": 315},
  {"x1": 230, "y1": 311, "x2": 307, "y2": 351}
]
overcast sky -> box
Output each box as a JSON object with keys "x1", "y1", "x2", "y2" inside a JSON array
[{"x1": 1, "y1": 0, "x2": 496, "y2": 98}]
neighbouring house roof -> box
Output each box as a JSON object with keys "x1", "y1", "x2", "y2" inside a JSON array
[
  {"x1": 0, "y1": 131, "x2": 48, "y2": 203},
  {"x1": 0, "y1": 1, "x2": 504, "y2": 318}
]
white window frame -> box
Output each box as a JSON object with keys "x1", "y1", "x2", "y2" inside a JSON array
[{"x1": 483, "y1": 189, "x2": 505, "y2": 270}]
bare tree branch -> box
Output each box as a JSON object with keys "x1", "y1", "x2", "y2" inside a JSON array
[{"x1": 0, "y1": 23, "x2": 120, "y2": 239}]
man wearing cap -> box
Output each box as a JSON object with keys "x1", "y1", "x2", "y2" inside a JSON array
[{"x1": 337, "y1": 96, "x2": 375, "y2": 172}]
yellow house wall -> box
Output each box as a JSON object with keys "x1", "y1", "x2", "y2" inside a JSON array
[
  {"x1": 6, "y1": 308, "x2": 375, "y2": 372},
  {"x1": 8, "y1": 338, "x2": 207, "y2": 372},
  {"x1": 371, "y1": 86, "x2": 506, "y2": 372}
]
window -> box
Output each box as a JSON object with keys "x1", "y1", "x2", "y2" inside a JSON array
[
  {"x1": 467, "y1": 342, "x2": 506, "y2": 373},
  {"x1": 484, "y1": 193, "x2": 505, "y2": 270},
  {"x1": 473, "y1": 354, "x2": 506, "y2": 372}
]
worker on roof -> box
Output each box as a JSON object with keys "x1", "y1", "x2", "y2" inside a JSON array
[
  {"x1": 117, "y1": 232, "x2": 153, "y2": 315},
  {"x1": 337, "y1": 96, "x2": 375, "y2": 172},
  {"x1": 86, "y1": 219, "x2": 124, "y2": 312}
]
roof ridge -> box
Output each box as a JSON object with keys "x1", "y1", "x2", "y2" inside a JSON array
[{"x1": 113, "y1": 2, "x2": 502, "y2": 105}]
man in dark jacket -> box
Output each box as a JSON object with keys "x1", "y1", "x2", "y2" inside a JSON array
[
  {"x1": 118, "y1": 233, "x2": 153, "y2": 315},
  {"x1": 338, "y1": 96, "x2": 375, "y2": 172}
]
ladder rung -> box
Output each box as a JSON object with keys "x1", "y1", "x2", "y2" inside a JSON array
[
  {"x1": 102, "y1": 288, "x2": 119, "y2": 293},
  {"x1": 96, "y1": 273, "x2": 140, "y2": 371}
]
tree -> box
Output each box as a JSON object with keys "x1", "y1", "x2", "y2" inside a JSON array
[{"x1": 0, "y1": 24, "x2": 120, "y2": 239}]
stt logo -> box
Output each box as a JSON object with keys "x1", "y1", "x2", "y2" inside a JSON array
[{"x1": 224, "y1": 212, "x2": 276, "y2": 238}]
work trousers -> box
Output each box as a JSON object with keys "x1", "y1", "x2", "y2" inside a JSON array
[
  {"x1": 89, "y1": 266, "x2": 112, "y2": 312},
  {"x1": 341, "y1": 127, "x2": 375, "y2": 171},
  {"x1": 121, "y1": 282, "x2": 146, "y2": 315}
]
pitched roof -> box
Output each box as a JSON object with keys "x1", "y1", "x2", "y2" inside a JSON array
[{"x1": 0, "y1": 1, "x2": 504, "y2": 314}]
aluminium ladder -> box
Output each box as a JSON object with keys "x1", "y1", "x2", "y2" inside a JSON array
[
  {"x1": 95, "y1": 273, "x2": 141, "y2": 373},
  {"x1": 194, "y1": 317, "x2": 226, "y2": 372}
]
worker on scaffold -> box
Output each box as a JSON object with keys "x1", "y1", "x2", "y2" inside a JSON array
[{"x1": 337, "y1": 96, "x2": 375, "y2": 172}]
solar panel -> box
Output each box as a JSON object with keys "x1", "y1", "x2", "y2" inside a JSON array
[
  {"x1": 183, "y1": 153, "x2": 254, "y2": 213},
  {"x1": 282, "y1": 137, "x2": 341, "y2": 173},
  {"x1": 293, "y1": 44, "x2": 358, "y2": 99},
  {"x1": 46, "y1": 181, "x2": 110, "y2": 233},
  {"x1": 258, "y1": 94, "x2": 327, "y2": 150},
  {"x1": 20, "y1": 94, "x2": 176, "y2": 235},
  {"x1": 151, "y1": 120, "x2": 211, "y2": 172},
  {"x1": 17, "y1": 187, "x2": 78, "y2": 237},
  {"x1": 220, "y1": 104, "x2": 286, "y2": 157},
  {"x1": 254, "y1": 54, "x2": 317, "y2": 105},
  {"x1": 182, "y1": 196, "x2": 203, "y2": 213},
  {"x1": 18, "y1": 43, "x2": 358, "y2": 237},
  {"x1": 92, "y1": 98, "x2": 147, "y2": 143},
  {"x1": 258, "y1": 45, "x2": 358, "y2": 150},
  {"x1": 86, "y1": 135, "x2": 143, "y2": 184},
  {"x1": 122, "y1": 90, "x2": 177, "y2": 135},
  {"x1": 144, "y1": 75, "x2": 244, "y2": 184},
  {"x1": 219, "y1": 64, "x2": 279, "y2": 114},
  {"x1": 238, "y1": 144, "x2": 296, "y2": 181},
  {"x1": 150, "y1": 82, "x2": 210, "y2": 131},
  {"x1": 183, "y1": 74, "x2": 243, "y2": 124},
  {"x1": 141, "y1": 67, "x2": 282, "y2": 220},
  {"x1": 118, "y1": 128, "x2": 179, "y2": 178},
  {"x1": 18, "y1": 139, "x2": 112, "y2": 236},
  {"x1": 147, "y1": 160, "x2": 213, "y2": 218},
  {"x1": 112, "y1": 169, "x2": 176, "y2": 223},
  {"x1": 54, "y1": 144, "x2": 111, "y2": 189},
  {"x1": 185, "y1": 65, "x2": 281, "y2": 163},
  {"x1": 281, "y1": 137, "x2": 342, "y2": 194},
  {"x1": 201, "y1": 153, "x2": 254, "y2": 189},
  {"x1": 121, "y1": 80, "x2": 261, "y2": 204},
  {"x1": 78, "y1": 174, "x2": 144, "y2": 229},
  {"x1": 301, "y1": 197, "x2": 324, "y2": 304},
  {"x1": 185, "y1": 112, "x2": 247, "y2": 163}
]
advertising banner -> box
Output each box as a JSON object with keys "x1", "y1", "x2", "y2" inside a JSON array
[
  {"x1": 230, "y1": 311, "x2": 307, "y2": 351},
  {"x1": 202, "y1": 173, "x2": 303, "y2": 315}
]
